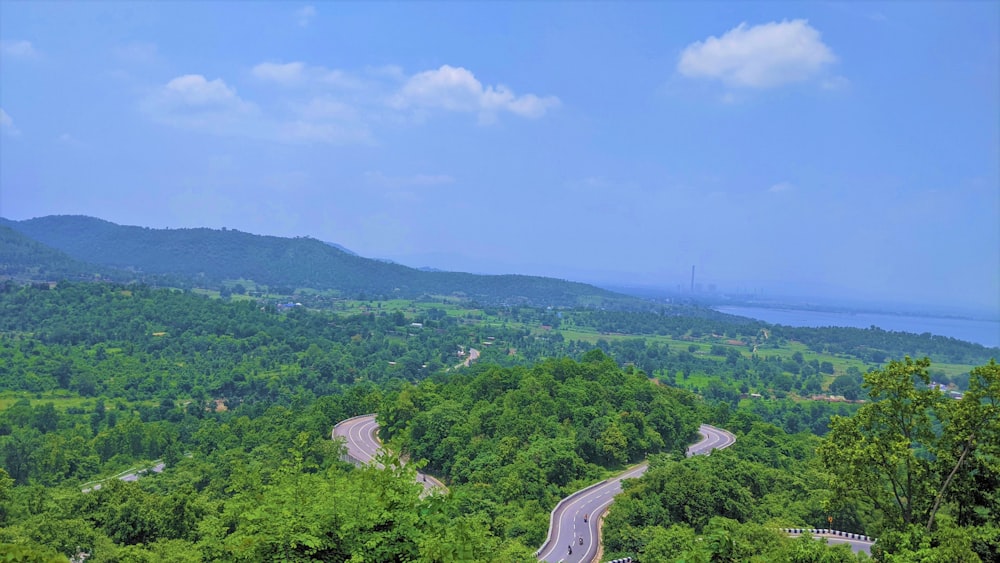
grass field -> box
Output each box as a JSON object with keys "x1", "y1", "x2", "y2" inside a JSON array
[
  {"x1": 0, "y1": 392, "x2": 156, "y2": 412},
  {"x1": 324, "y1": 298, "x2": 987, "y2": 385},
  {"x1": 328, "y1": 298, "x2": 988, "y2": 394}
]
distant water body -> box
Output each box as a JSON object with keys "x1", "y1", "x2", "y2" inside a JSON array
[{"x1": 715, "y1": 306, "x2": 1000, "y2": 349}]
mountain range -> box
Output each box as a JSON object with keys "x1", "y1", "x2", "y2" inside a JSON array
[{"x1": 0, "y1": 215, "x2": 640, "y2": 308}]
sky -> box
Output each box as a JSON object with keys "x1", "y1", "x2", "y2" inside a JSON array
[{"x1": 1, "y1": 1, "x2": 998, "y2": 314}]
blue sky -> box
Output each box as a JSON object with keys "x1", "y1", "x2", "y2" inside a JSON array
[{"x1": 1, "y1": 2, "x2": 997, "y2": 313}]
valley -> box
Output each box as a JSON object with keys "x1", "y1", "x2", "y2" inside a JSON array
[{"x1": 0, "y1": 220, "x2": 997, "y2": 561}]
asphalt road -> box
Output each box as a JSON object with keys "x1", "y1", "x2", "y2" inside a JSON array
[
  {"x1": 331, "y1": 414, "x2": 445, "y2": 493},
  {"x1": 82, "y1": 461, "x2": 166, "y2": 493},
  {"x1": 535, "y1": 424, "x2": 737, "y2": 563},
  {"x1": 331, "y1": 417, "x2": 873, "y2": 559},
  {"x1": 786, "y1": 531, "x2": 874, "y2": 555}
]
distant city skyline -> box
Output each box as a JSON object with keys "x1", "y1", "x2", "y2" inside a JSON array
[{"x1": 2, "y1": 2, "x2": 997, "y2": 312}]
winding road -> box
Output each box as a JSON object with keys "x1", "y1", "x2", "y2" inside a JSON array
[
  {"x1": 786, "y1": 530, "x2": 876, "y2": 555},
  {"x1": 535, "y1": 424, "x2": 736, "y2": 563},
  {"x1": 332, "y1": 414, "x2": 445, "y2": 493},
  {"x1": 332, "y1": 416, "x2": 872, "y2": 560},
  {"x1": 82, "y1": 461, "x2": 166, "y2": 493}
]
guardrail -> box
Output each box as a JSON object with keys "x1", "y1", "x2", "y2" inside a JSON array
[
  {"x1": 601, "y1": 529, "x2": 873, "y2": 562},
  {"x1": 534, "y1": 477, "x2": 610, "y2": 558},
  {"x1": 780, "y1": 528, "x2": 876, "y2": 543}
]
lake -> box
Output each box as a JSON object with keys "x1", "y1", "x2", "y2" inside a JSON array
[{"x1": 715, "y1": 306, "x2": 1000, "y2": 349}]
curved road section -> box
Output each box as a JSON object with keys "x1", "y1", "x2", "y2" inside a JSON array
[
  {"x1": 536, "y1": 424, "x2": 736, "y2": 563},
  {"x1": 331, "y1": 417, "x2": 871, "y2": 559},
  {"x1": 786, "y1": 529, "x2": 875, "y2": 555},
  {"x1": 332, "y1": 414, "x2": 445, "y2": 493}
]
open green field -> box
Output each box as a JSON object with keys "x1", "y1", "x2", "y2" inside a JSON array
[
  {"x1": 54, "y1": 292, "x2": 974, "y2": 407},
  {"x1": 330, "y1": 297, "x2": 494, "y2": 318},
  {"x1": 0, "y1": 392, "x2": 156, "y2": 412},
  {"x1": 550, "y1": 324, "x2": 981, "y2": 380},
  {"x1": 318, "y1": 298, "x2": 986, "y2": 385}
]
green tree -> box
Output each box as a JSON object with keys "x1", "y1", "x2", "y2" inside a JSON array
[
  {"x1": 819, "y1": 358, "x2": 1000, "y2": 533},
  {"x1": 0, "y1": 468, "x2": 13, "y2": 525},
  {"x1": 830, "y1": 375, "x2": 862, "y2": 401},
  {"x1": 1, "y1": 427, "x2": 40, "y2": 484},
  {"x1": 933, "y1": 360, "x2": 1000, "y2": 530},
  {"x1": 0, "y1": 543, "x2": 69, "y2": 563}
]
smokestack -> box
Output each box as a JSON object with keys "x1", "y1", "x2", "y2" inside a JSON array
[{"x1": 690, "y1": 265, "x2": 695, "y2": 292}]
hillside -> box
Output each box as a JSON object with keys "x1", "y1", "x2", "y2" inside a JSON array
[
  {"x1": 1, "y1": 282, "x2": 995, "y2": 562},
  {"x1": 1, "y1": 215, "x2": 635, "y2": 307},
  {"x1": 0, "y1": 224, "x2": 120, "y2": 282}
]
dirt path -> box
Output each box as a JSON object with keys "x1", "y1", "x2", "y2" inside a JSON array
[{"x1": 453, "y1": 347, "x2": 481, "y2": 369}]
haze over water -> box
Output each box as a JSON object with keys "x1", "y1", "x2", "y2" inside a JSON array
[{"x1": 716, "y1": 306, "x2": 1000, "y2": 349}]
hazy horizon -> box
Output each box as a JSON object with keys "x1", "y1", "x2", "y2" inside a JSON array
[
  {"x1": 5, "y1": 212, "x2": 997, "y2": 323},
  {"x1": 2, "y1": 2, "x2": 997, "y2": 313}
]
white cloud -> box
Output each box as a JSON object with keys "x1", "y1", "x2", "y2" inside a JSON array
[
  {"x1": 285, "y1": 96, "x2": 371, "y2": 143},
  {"x1": 1, "y1": 108, "x2": 21, "y2": 136},
  {"x1": 251, "y1": 61, "x2": 555, "y2": 121},
  {"x1": 678, "y1": 20, "x2": 836, "y2": 88},
  {"x1": 161, "y1": 75, "x2": 252, "y2": 108},
  {"x1": 141, "y1": 74, "x2": 258, "y2": 132},
  {"x1": 143, "y1": 62, "x2": 557, "y2": 143},
  {"x1": 768, "y1": 181, "x2": 795, "y2": 193},
  {"x1": 0, "y1": 39, "x2": 37, "y2": 58},
  {"x1": 143, "y1": 74, "x2": 373, "y2": 144},
  {"x1": 296, "y1": 5, "x2": 317, "y2": 27},
  {"x1": 392, "y1": 65, "x2": 560, "y2": 122},
  {"x1": 252, "y1": 61, "x2": 365, "y2": 89},
  {"x1": 252, "y1": 61, "x2": 306, "y2": 85}
]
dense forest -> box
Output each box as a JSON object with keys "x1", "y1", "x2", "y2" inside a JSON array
[
  {"x1": 604, "y1": 425, "x2": 866, "y2": 561},
  {"x1": 0, "y1": 281, "x2": 996, "y2": 561},
  {"x1": 377, "y1": 354, "x2": 701, "y2": 547},
  {"x1": 603, "y1": 358, "x2": 1000, "y2": 562},
  {"x1": 0, "y1": 226, "x2": 119, "y2": 283},
  {"x1": 2, "y1": 280, "x2": 991, "y2": 439}
]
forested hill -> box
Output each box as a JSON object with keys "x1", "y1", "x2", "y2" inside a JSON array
[
  {"x1": 0, "y1": 225, "x2": 126, "y2": 283},
  {"x1": 1, "y1": 215, "x2": 633, "y2": 307}
]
